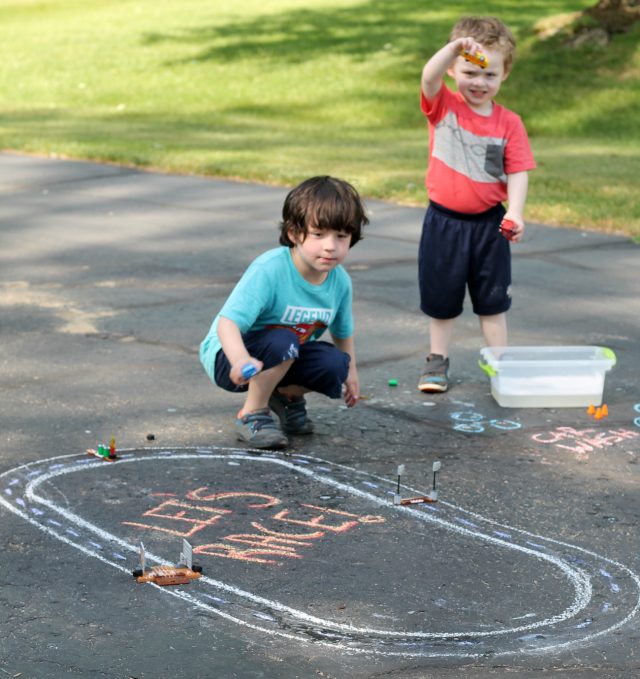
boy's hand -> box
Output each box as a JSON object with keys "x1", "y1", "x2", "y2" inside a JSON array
[
  {"x1": 423, "y1": 36, "x2": 486, "y2": 100},
  {"x1": 230, "y1": 358, "x2": 263, "y2": 386},
  {"x1": 453, "y1": 37, "x2": 485, "y2": 61},
  {"x1": 343, "y1": 369, "x2": 360, "y2": 408},
  {"x1": 502, "y1": 215, "x2": 525, "y2": 243}
]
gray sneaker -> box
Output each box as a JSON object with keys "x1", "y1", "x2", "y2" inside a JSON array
[
  {"x1": 268, "y1": 392, "x2": 314, "y2": 435},
  {"x1": 235, "y1": 408, "x2": 288, "y2": 449},
  {"x1": 418, "y1": 354, "x2": 450, "y2": 393}
]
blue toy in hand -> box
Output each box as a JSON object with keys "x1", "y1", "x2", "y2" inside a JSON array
[{"x1": 241, "y1": 363, "x2": 259, "y2": 380}]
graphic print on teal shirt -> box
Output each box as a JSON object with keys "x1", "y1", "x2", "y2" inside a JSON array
[{"x1": 199, "y1": 247, "x2": 353, "y2": 381}]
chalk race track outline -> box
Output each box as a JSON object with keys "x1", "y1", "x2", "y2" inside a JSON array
[{"x1": 1, "y1": 446, "x2": 639, "y2": 658}]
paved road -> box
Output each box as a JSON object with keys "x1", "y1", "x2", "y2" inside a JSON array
[{"x1": 1, "y1": 152, "x2": 639, "y2": 678}]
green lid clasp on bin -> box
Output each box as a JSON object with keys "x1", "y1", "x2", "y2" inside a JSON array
[{"x1": 478, "y1": 359, "x2": 497, "y2": 377}]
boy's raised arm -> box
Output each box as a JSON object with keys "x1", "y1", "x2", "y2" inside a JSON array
[{"x1": 421, "y1": 37, "x2": 484, "y2": 100}]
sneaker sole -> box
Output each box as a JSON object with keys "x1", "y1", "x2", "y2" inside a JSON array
[
  {"x1": 282, "y1": 423, "x2": 314, "y2": 435},
  {"x1": 235, "y1": 433, "x2": 288, "y2": 450},
  {"x1": 418, "y1": 383, "x2": 448, "y2": 393}
]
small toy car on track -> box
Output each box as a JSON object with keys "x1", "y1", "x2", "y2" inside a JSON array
[
  {"x1": 132, "y1": 539, "x2": 202, "y2": 586},
  {"x1": 132, "y1": 564, "x2": 202, "y2": 586}
]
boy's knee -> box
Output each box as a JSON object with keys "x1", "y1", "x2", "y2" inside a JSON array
[
  {"x1": 307, "y1": 344, "x2": 350, "y2": 398},
  {"x1": 278, "y1": 341, "x2": 349, "y2": 399},
  {"x1": 319, "y1": 344, "x2": 349, "y2": 375},
  {"x1": 322, "y1": 353, "x2": 350, "y2": 398},
  {"x1": 263, "y1": 328, "x2": 301, "y2": 363}
]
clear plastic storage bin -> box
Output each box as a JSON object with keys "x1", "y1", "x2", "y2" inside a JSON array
[{"x1": 479, "y1": 346, "x2": 616, "y2": 408}]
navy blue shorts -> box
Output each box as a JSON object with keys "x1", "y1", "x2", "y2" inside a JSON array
[
  {"x1": 214, "y1": 328, "x2": 350, "y2": 399},
  {"x1": 418, "y1": 201, "x2": 511, "y2": 319}
]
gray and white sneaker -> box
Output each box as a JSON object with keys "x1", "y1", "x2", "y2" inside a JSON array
[
  {"x1": 268, "y1": 392, "x2": 314, "y2": 435},
  {"x1": 235, "y1": 408, "x2": 288, "y2": 449},
  {"x1": 418, "y1": 354, "x2": 450, "y2": 393}
]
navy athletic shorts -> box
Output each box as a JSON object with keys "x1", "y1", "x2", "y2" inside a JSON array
[
  {"x1": 214, "y1": 327, "x2": 350, "y2": 399},
  {"x1": 418, "y1": 201, "x2": 512, "y2": 319}
]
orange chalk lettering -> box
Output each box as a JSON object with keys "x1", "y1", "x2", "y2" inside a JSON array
[
  {"x1": 193, "y1": 543, "x2": 298, "y2": 565},
  {"x1": 185, "y1": 489, "x2": 280, "y2": 508},
  {"x1": 250, "y1": 521, "x2": 325, "y2": 540},
  {"x1": 122, "y1": 499, "x2": 231, "y2": 538}
]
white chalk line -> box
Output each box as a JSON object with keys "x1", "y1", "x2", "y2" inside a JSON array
[
  {"x1": 293, "y1": 450, "x2": 640, "y2": 655},
  {"x1": 2, "y1": 446, "x2": 639, "y2": 658},
  {"x1": 0, "y1": 491, "x2": 586, "y2": 661},
  {"x1": 22, "y1": 452, "x2": 591, "y2": 640}
]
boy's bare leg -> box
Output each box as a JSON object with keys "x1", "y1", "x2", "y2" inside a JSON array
[
  {"x1": 479, "y1": 312, "x2": 508, "y2": 347},
  {"x1": 240, "y1": 360, "x2": 293, "y2": 415},
  {"x1": 276, "y1": 385, "x2": 310, "y2": 399},
  {"x1": 429, "y1": 317, "x2": 456, "y2": 357},
  {"x1": 269, "y1": 383, "x2": 314, "y2": 435},
  {"x1": 418, "y1": 317, "x2": 455, "y2": 392}
]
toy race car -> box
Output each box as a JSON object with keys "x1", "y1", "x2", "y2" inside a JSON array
[
  {"x1": 132, "y1": 564, "x2": 202, "y2": 586},
  {"x1": 132, "y1": 539, "x2": 202, "y2": 586},
  {"x1": 462, "y1": 49, "x2": 488, "y2": 68}
]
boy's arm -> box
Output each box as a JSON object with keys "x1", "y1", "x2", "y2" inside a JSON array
[
  {"x1": 421, "y1": 36, "x2": 484, "y2": 100},
  {"x1": 217, "y1": 315, "x2": 263, "y2": 385},
  {"x1": 504, "y1": 171, "x2": 529, "y2": 243},
  {"x1": 332, "y1": 335, "x2": 359, "y2": 408}
]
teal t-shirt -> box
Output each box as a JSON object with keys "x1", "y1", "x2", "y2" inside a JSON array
[{"x1": 199, "y1": 247, "x2": 353, "y2": 381}]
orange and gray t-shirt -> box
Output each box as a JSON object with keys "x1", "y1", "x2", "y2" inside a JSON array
[{"x1": 420, "y1": 84, "x2": 536, "y2": 214}]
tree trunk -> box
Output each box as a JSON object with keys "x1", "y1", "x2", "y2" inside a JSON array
[{"x1": 586, "y1": 0, "x2": 640, "y2": 33}]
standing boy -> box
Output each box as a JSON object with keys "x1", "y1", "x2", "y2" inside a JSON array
[
  {"x1": 418, "y1": 16, "x2": 536, "y2": 392},
  {"x1": 199, "y1": 176, "x2": 368, "y2": 450}
]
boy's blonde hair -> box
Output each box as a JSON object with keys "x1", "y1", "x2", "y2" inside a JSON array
[{"x1": 450, "y1": 16, "x2": 516, "y2": 73}]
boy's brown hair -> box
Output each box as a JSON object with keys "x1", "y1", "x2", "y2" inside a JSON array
[
  {"x1": 450, "y1": 16, "x2": 516, "y2": 73},
  {"x1": 279, "y1": 176, "x2": 368, "y2": 248}
]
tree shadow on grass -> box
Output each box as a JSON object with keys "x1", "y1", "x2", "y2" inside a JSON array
[
  {"x1": 139, "y1": 0, "x2": 640, "y2": 140},
  {"x1": 142, "y1": 0, "x2": 450, "y2": 65},
  {"x1": 140, "y1": 0, "x2": 562, "y2": 66},
  {"x1": 503, "y1": 21, "x2": 640, "y2": 139}
]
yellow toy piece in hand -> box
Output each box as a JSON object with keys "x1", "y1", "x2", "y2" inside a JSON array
[{"x1": 462, "y1": 49, "x2": 488, "y2": 68}]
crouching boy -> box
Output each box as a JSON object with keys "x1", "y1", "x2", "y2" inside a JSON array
[{"x1": 199, "y1": 176, "x2": 369, "y2": 450}]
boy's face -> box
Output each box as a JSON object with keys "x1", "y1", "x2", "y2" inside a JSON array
[
  {"x1": 448, "y1": 45, "x2": 509, "y2": 113},
  {"x1": 288, "y1": 225, "x2": 352, "y2": 283}
]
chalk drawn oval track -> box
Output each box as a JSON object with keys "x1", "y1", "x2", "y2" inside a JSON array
[{"x1": 1, "y1": 447, "x2": 639, "y2": 658}]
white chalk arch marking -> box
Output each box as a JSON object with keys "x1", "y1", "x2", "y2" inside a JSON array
[
  {"x1": 1, "y1": 447, "x2": 639, "y2": 658},
  {"x1": 24, "y1": 453, "x2": 591, "y2": 640}
]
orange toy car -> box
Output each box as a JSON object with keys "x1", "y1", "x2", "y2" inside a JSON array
[
  {"x1": 462, "y1": 49, "x2": 488, "y2": 69},
  {"x1": 132, "y1": 539, "x2": 202, "y2": 586}
]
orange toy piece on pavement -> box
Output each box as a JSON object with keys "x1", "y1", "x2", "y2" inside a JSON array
[{"x1": 587, "y1": 403, "x2": 608, "y2": 420}]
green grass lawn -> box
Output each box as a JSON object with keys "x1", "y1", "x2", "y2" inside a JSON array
[{"x1": 1, "y1": 0, "x2": 639, "y2": 237}]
